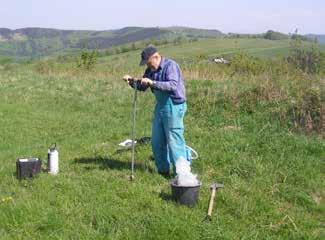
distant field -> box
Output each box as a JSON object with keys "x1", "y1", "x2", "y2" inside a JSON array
[
  {"x1": 96, "y1": 38, "x2": 325, "y2": 69},
  {"x1": 160, "y1": 39, "x2": 291, "y2": 59},
  {"x1": 95, "y1": 38, "x2": 293, "y2": 70}
]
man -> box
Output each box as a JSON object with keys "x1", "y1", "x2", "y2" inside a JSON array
[{"x1": 123, "y1": 45, "x2": 189, "y2": 177}]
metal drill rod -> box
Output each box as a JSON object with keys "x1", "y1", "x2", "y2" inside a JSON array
[{"x1": 130, "y1": 78, "x2": 141, "y2": 181}]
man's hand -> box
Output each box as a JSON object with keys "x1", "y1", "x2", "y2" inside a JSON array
[
  {"x1": 141, "y1": 78, "x2": 153, "y2": 86},
  {"x1": 123, "y1": 74, "x2": 132, "y2": 82}
]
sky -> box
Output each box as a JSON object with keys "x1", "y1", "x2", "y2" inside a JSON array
[{"x1": 0, "y1": 0, "x2": 324, "y2": 34}]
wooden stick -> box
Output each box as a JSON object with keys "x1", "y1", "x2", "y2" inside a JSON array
[{"x1": 207, "y1": 188, "x2": 216, "y2": 218}]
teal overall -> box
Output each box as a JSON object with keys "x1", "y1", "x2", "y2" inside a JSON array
[{"x1": 152, "y1": 89, "x2": 188, "y2": 174}]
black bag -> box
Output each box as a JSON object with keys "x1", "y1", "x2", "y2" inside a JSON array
[{"x1": 16, "y1": 158, "x2": 42, "y2": 180}]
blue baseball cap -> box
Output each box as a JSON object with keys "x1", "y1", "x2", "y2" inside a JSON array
[{"x1": 139, "y1": 45, "x2": 157, "y2": 66}]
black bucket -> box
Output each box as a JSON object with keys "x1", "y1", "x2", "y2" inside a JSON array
[{"x1": 170, "y1": 181, "x2": 201, "y2": 207}]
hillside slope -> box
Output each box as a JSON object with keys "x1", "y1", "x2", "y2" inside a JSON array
[{"x1": 0, "y1": 26, "x2": 224, "y2": 58}]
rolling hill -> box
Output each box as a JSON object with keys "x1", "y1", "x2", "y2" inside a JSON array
[
  {"x1": 0, "y1": 27, "x2": 224, "y2": 59},
  {"x1": 0, "y1": 26, "x2": 323, "y2": 60}
]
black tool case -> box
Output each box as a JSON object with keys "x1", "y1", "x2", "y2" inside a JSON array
[{"x1": 16, "y1": 158, "x2": 42, "y2": 179}]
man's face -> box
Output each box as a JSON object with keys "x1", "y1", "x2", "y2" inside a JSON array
[{"x1": 146, "y1": 52, "x2": 161, "y2": 70}]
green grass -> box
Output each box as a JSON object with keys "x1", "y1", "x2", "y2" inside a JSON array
[{"x1": 0, "y1": 41, "x2": 324, "y2": 239}]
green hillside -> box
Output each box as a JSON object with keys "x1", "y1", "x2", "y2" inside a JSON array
[
  {"x1": 0, "y1": 27, "x2": 225, "y2": 58},
  {"x1": 1, "y1": 26, "x2": 323, "y2": 60},
  {"x1": 164, "y1": 26, "x2": 224, "y2": 38}
]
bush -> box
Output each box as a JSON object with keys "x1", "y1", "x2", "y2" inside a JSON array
[
  {"x1": 320, "y1": 52, "x2": 325, "y2": 74},
  {"x1": 229, "y1": 52, "x2": 266, "y2": 75},
  {"x1": 264, "y1": 30, "x2": 288, "y2": 40},
  {"x1": 76, "y1": 50, "x2": 98, "y2": 70},
  {"x1": 288, "y1": 87, "x2": 322, "y2": 133},
  {"x1": 287, "y1": 36, "x2": 321, "y2": 74}
]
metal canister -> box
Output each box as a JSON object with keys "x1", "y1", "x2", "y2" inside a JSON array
[{"x1": 48, "y1": 144, "x2": 59, "y2": 175}]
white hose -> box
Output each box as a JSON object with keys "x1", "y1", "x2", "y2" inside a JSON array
[{"x1": 186, "y1": 145, "x2": 198, "y2": 160}]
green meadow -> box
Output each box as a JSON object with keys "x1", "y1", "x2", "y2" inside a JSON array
[{"x1": 0, "y1": 38, "x2": 324, "y2": 239}]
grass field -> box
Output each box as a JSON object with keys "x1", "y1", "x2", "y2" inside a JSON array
[{"x1": 0, "y1": 38, "x2": 324, "y2": 239}]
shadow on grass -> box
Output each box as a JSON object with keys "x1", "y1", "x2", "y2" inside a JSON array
[
  {"x1": 159, "y1": 191, "x2": 174, "y2": 202},
  {"x1": 73, "y1": 156, "x2": 154, "y2": 173}
]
